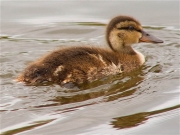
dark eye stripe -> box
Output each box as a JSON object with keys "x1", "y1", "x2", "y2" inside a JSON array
[
  {"x1": 136, "y1": 29, "x2": 142, "y2": 33},
  {"x1": 117, "y1": 27, "x2": 142, "y2": 33},
  {"x1": 117, "y1": 27, "x2": 129, "y2": 30}
]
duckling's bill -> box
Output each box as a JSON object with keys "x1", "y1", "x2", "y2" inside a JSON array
[{"x1": 139, "y1": 30, "x2": 163, "y2": 43}]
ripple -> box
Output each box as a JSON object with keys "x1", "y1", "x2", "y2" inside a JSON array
[
  {"x1": 143, "y1": 25, "x2": 180, "y2": 31},
  {"x1": 0, "y1": 35, "x2": 85, "y2": 43},
  {"x1": 0, "y1": 112, "x2": 64, "y2": 135},
  {"x1": 1, "y1": 7, "x2": 179, "y2": 134},
  {"x1": 111, "y1": 104, "x2": 180, "y2": 129}
]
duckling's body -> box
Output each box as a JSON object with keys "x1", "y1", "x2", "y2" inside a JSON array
[{"x1": 16, "y1": 15, "x2": 163, "y2": 85}]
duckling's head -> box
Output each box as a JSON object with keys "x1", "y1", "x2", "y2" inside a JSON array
[{"x1": 106, "y1": 15, "x2": 163, "y2": 53}]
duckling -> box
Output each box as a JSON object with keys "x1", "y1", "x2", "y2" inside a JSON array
[{"x1": 16, "y1": 15, "x2": 163, "y2": 86}]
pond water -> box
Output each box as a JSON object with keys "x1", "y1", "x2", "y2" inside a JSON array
[{"x1": 1, "y1": 1, "x2": 180, "y2": 135}]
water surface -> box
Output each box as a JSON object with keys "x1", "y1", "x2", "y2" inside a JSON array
[{"x1": 1, "y1": 1, "x2": 180, "y2": 135}]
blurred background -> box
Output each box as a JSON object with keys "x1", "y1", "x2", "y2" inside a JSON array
[{"x1": 2, "y1": 1, "x2": 179, "y2": 32}]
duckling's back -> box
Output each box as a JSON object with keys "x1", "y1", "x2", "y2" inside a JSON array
[{"x1": 17, "y1": 47, "x2": 126, "y2": 85}]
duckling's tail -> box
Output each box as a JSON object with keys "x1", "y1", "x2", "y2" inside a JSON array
[{"x1": 15, "y1": 74, "x2": 25, "y2": 82}]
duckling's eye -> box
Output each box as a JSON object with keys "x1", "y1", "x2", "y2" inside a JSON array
[{"x1": 128, "y1": 25, "x2": 134, "y2": 30}]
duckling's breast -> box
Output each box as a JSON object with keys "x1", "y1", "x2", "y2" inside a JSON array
[{"x1": 134, "y1": 50, "x2": 145, "y2": 65}]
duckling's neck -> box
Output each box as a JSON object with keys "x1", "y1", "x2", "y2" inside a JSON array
[
  {"x1": 117, "y1": 45, "x2": 145, "y2": 64},
  {"x1": 107, "y1": 32, "x2": 136, "y2": 55},
  {"x1": 109, "y1": 43, "x2": 145, "y2": 65},
  {"x1": 118, "y1": 45, "x2": 136, "y2": 55},
  {"x1": 109, "y1": 43, "x2": 136, "y2": 55}
]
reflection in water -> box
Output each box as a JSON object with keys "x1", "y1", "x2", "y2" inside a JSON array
[
  {"x1": 48, "y1": 68, "x2": 145, "y2": 105},
  {"x1": 111, "y1": 104, "x2": 180, "y2": 129},
  {"x1": 1, "y1": 119, "x2": 55, "y2": 135},
  {"x1": 148, "y1": 64, "x2": 163, "y2": 73},
  {"x1": 0, "y1": 69, "x2": 146, "y2": 135},
  {"x1": 1, "y1": 1, "x2": 179, "y2": 134},
  {"x1": 105, "y1": 68, "x2": 144, "y2": 102}
]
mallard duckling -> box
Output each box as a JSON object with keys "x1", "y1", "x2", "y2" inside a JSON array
[{"x1": 16, "y1": 15, "x2": 163, "y2": 85}]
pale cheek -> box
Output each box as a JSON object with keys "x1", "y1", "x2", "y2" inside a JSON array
[
  {"x1": 137, "y1": 32, "x2": 142, "y2": 38},
  {"x1": 125, "y1": 33, "x2": 137, "y2": 44},
  {"x1": 131, "y1": 32, "x2": 142, "y2": 43},
  {"x1": 118, "y1": 33, "x2": 126, "y2": 39},
  {"x1": 135, "y1": 36, "x2": 140, "y2": 43}
]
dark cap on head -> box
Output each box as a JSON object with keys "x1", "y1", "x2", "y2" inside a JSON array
[{"x1": 106, "y1": 15, "x2": 141, "y2": 34}]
